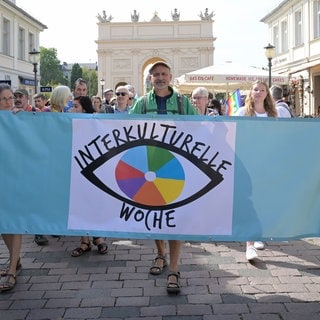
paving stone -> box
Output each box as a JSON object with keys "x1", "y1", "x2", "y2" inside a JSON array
[
  {"x1": 26, "y1": 307, "x2": 65, "y2": 320},
  {"x1": 64, "y1": 306, "x2": 102, "y2": 319},
  {"x1": 177, "y1": 304, "x2": 213, "y2": 315},
  {"x1": 2, "y1": 235, "x2": 320, "y2": 319},
  {"x1": 45, "y1": 297, "x2": 82, "y2": 308},
  {"x1": 212, "y1": 303, "x2": 249, "y2": 314},
  {"x1": 115, "y1": 296, "x2": 149, "y2": 307},
  {"x1": 0, "y1": 310, "x2": 29, "y2": 320},
  {"x1": 101, "y1": 306, "x2": 140, "y2": 318}
]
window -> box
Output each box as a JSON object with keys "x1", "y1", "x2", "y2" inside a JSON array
[
  {"x1": 295, "y1": 10, "x2": 303, "y2": 46},
  {"x1": 314, "y1": 0, "x2": 320, "y2": 39},
  {"x1": 281, "y1": 20, "x2": 288, "y2": 52},
  {"x1": 29, "y1": 32, "x2": 35, "y2": 53},
  {"x1": 18, "y1": 27, "x2": 25, "y2": 60},
  {"x1": 273, "y1": 25, "x2": 279, "y2": 55},
  {"x1": 2, "y1": 18, "x2": 10, "y2": 56}
]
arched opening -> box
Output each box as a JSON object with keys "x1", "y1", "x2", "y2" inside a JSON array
[{"x1": 141, "y1": 57, "x2": 169, "y2": 95}]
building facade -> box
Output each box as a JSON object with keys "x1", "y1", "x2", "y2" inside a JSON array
[
  {"x1": 97, "y1": 10, "x2": 215, "y2": 96},
  {"x1": 262, "y1": 0, "x2": 320, "y2": 116},
  {"x1": 0, "y1": 0, "x2": 46, "y2": 96}
]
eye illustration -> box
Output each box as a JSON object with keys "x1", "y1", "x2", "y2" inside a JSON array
[
  {"x1": 115, "y1": 144, "x2": 185, "y2": 206},
  {"x1": 80, "y1": 139, "x2": 223, "y2": 210}
]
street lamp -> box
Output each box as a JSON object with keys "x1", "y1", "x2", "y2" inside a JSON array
[
  {"x1": 29, "y1": 48, "x2": 40, "y2": 94},
  {"x1": 264, "y1": 43, "x2": 276, "y2": 88},
  {"x1": 100, "y1": 78, "x2": 105, "y2": 99}
]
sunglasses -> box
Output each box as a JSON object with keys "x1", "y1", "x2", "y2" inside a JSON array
[{"x1": 116, "y1": 92, "x2": 127, "y2": 96}]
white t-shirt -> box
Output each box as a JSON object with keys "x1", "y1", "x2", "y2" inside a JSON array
[
  {"x1": 235, "y1": 107, "x2": 267, "y2": 117},
  {"x1": 235, "y1": 106, "x2": 290, "y2": 118},
  {"x1": 276, "y1": 106, "x2": 291, "y2": 118}
]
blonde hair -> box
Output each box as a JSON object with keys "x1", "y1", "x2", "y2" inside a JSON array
[
  {"x1": 244, "y1": 80, "x2": 277, "y2": 118},
  {"x1": 50, "y1": 85, "x2": 71, "y2": 111}
]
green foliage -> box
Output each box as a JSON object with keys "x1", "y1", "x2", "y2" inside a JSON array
[
  {"x1": 39, "y1": 47, "x2": 64, "y2": 86},
  {"x1": 39, "y1": 47, "x2": 98, "y2": 96},
  {"x1": 82, "y1": 67, "x2": 98, "y2": 97},
  {"x1": 90, "y1": 70, "x2": 98, "y2": 97},
  {"x1": 70, "y1": 64, "x2": 83, "y2": 89}
]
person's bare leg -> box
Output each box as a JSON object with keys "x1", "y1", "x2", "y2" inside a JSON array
[
  {"x1": 154, "y1": 240, "x2": 165, "y2": 256},
  {"x1": 2, "y1": 234, "x2": 22, "y2": 275},
  {"x1": 0, "y1": 234, "x2": 22, "y2": 290},
  {"x1": 168, "y1": 240, "x2": 180, "y2": 272},
  {"x1": 167, "y1": 240, "x2": 181, "y2": 293},
  {"x1": 81, "y1": 236, "x2": 90, "y2": 245},
  {"x1": 149, "y1": 240, "x2": 166, "y2": 274}
]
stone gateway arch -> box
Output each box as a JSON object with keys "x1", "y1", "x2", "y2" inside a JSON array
[{"x1": 96, "y1": 9, "x2": 215, "y2": 96}]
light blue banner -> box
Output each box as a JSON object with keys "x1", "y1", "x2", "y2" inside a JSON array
[{"x1": 0, "y1": 111, "x2": 319, "y2": 241}]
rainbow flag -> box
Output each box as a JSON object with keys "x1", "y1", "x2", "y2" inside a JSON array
[{"x1": 227, "y1": 89, "x2": 241, "y2": 116}]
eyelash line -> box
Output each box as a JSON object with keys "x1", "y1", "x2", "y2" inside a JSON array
[{"x1": 80, "y1": 139, "x2": 224, "y2": 210}]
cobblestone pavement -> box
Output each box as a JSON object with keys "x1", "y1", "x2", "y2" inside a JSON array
[{"x1": 1, "y1": 235, "x2": 320, "y2": 320}]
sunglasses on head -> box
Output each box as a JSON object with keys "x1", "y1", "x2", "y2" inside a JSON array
[{"x1": 116, "y1": 92, "x2": 127, "y2": 96}]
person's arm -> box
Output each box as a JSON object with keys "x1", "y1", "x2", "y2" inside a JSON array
[
  {"x1": 129, "y1": 97, "x2": 143, "y2": 114},
  {"x1": 183, "y1": 96, "x2": 199, "y2": 115},
  {"x1": 11, "y1": 106, "x2": 23, "y2": 114}
]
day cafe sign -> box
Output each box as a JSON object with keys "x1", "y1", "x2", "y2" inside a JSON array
[{"x1": 186, "y1": 74, "x2": 287, "y2": 85}]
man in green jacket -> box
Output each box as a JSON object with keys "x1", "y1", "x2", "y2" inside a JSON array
[
  {"x1": 130, "y1": 62, "x2": 197, "y2": 116},
  {"x1": 130, "y1": 61, "x2": 198, "y2": 294}
]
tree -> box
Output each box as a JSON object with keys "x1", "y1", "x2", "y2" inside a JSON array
[
  {"x1": 90, "y1": 69, "x2": 98, "y2": 96},
  {"x1": 70, "y1": 64, "x2": 82, "y2": 89},
  {"x1": 39, "y1": 47, "x2": 64, "y2": 86},
  {"x1": 82, "y1": 67, "x2": 98, "y2": 97}
]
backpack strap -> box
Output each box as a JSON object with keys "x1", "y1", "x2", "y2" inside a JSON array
[
  {"x1": 286, "y1": 106, "x2": 295, "y2": 118},
  {"x1": 142, "y1": 93, "x2": 184, "y2": 114},
  {"x1": 277, "y1": 101, "x2": 294, "y2": 118},
  {"x1": 142, "y1": 95, "x2": 147, "y2": 114},
  {"x1": 176, "y1": 94, "x2": 184, "y2": 115}
]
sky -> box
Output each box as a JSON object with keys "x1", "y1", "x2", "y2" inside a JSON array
[{"x1": 17, "y1": 0, "x2": 283, "y2": 70}]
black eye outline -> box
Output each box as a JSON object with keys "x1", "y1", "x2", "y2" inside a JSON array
[{"x1": 80, "y1": 139, "x2": 224, "y2": 210}]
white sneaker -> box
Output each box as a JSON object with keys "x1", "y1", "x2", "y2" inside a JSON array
[
  {"x1": 246, "y1": 245, "x2": 258, "y2": 261},
  {"x1": 254, "y1": 241, "x2": 265, "y2": 250}
]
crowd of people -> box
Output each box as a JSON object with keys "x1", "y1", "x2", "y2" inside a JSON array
[{"x1": 0, "y1": 62, "x2": 297, "y2": 293}]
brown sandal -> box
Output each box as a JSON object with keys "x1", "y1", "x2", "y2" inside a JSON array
[
  {"x1": 71, "y1": 241, "x2": 91, "y2": 257},
  {"x1": 0, "y1": 273, "x2": 16, "y2": 292},
  {"x1": 93, "y1": 237, "x2": 108, "y2": 255},
  {"x1": 167, "y1": 271, "x2": 181, "y2": 294},
  {"x1": 1, "y1": 258, "x2": 21, "y2": 276},
  {"x1": 149, "y1": 255, "x2": 167, "y2": 275}
]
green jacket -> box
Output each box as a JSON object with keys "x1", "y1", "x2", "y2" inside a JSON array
[{"x1": 129, "y1": 87, "x2": 198, "y2": 115}]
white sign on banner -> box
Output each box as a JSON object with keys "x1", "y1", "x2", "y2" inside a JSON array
[{"x1": 68, "y1": 119, "x2": 237, "y2": 237}]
